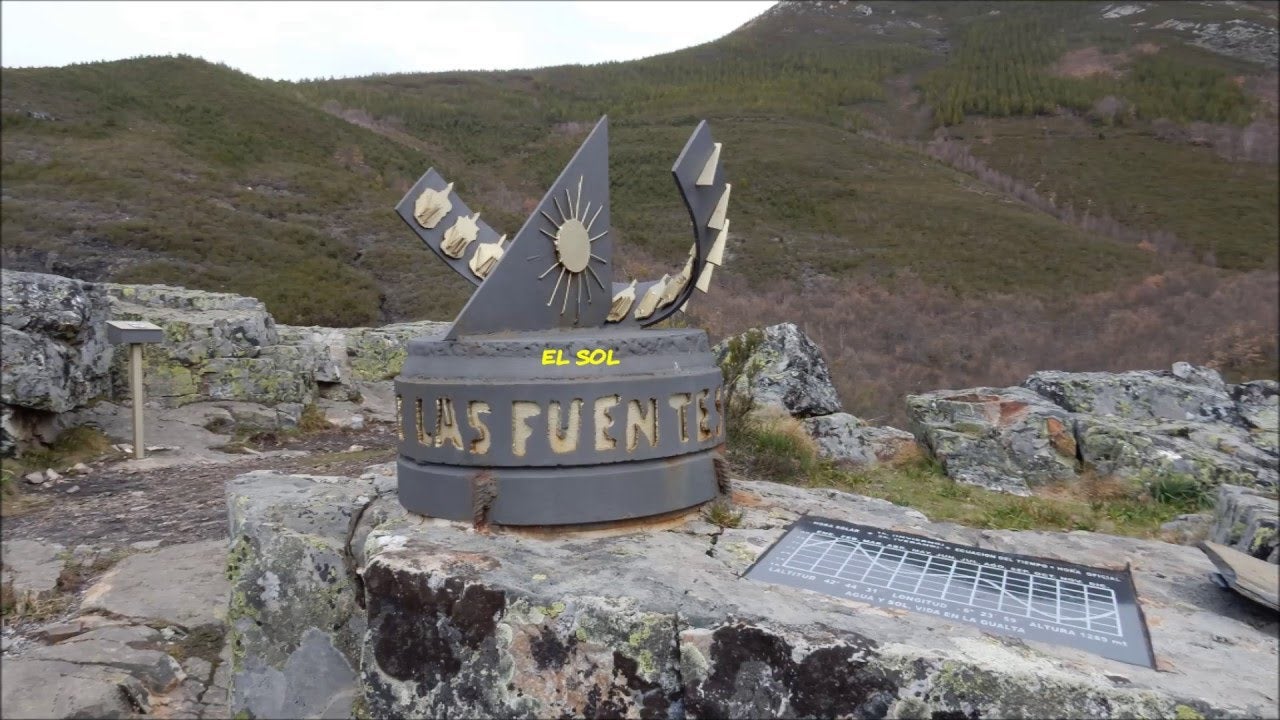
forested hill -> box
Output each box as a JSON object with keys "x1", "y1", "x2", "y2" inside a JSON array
[{"x1": 3, "y1": 0, "x2": 1277, "y2": 422}]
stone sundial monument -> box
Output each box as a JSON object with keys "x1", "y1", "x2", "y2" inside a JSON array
[{"x1": 392, "y1": 116, "x2": 731, "y2": 525}]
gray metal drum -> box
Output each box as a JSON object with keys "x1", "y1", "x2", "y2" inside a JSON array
[{"x1": 395, "y1": 326, "x2": 724, "y2": 525}]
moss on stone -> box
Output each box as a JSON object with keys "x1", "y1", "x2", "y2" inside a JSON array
[
  {"x1": 1174, "y1": 704, "x2": 1206, "y2": 720},
  {"x1": 1249, "y1": 526, "x2": 1276, "y2": 552},
  {"x1": 538, "y1": 601, "x2": 566, "y2": 620}
]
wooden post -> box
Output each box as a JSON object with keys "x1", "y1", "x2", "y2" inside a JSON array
[
  {"x1": 130, "y1": 343, "x2": 145, "y2": 460},
  {"x1": 107, "y1": 321, "x2": 163, "y2": 460}
]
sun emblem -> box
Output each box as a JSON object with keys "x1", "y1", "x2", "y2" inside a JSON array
[{"x1": 536, "y1": 175, "x2": 608, "y2": 317}]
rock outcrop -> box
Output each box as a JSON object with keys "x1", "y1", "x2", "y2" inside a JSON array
[
  {"x1": 0, "y1": 268, "x2": 448, "y2": 454},
  {"x1": 908, "y1": 363, "x2": 1279, "y2": 496},
  {"x1": 1211, "y1": 484, "x2": 1279, "y2": 563},
  {"x1": 715, "y1": 324, "x2": 916, "y2": 467},
  {"x1": 713, "y1": 323, "x2": 842, "y2": 419},
  {"x1": 106, "y1": 283, "x2": 444, "y2": 415},
  {"x1": 106, "y1": 283, "x2": 316, "y2": 410},
  {"x1": 225, "y1": 466, "x2": 1280, "y2": 719},
  {"x1": 276, "y1": 320, "x2": 448, "y2": 399},
  {"x1": 907, "y1": 386, "x2": 1079, "y2": 495},
  {"x1": 1, "y1": 270, "x2": 113, "y2": 454}
]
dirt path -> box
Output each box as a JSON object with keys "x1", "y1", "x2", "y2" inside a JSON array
[{"x1": 2, "y1": 424, "x2": 398, "y2": 549}]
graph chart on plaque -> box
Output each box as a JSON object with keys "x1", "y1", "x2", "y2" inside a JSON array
[{"x1": 778, "y1": 530, "x2": 1122, "y2": 636}]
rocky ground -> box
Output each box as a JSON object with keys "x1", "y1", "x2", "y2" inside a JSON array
[
  {"x1": 4, "y1": 425, "x2": 396, "y2": 548},
  {"x1": 0, "y1": 422, "x2": 396, "y2": 719}
]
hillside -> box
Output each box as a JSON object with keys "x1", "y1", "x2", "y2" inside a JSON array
[{"x1": 2, "y1": 0, "x2": 1277, "y2": 423}]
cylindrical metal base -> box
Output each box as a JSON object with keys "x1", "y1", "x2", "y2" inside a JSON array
[
  {"x1": 395, "y1": 326, "x2": 724, "y2": 525},
  {"x1": 398, "y1": 452, "x2": 719, "y2": 525}
]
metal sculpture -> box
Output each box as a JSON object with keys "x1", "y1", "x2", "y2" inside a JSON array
[{"x1": 393, "y1": 116, "x2": 732, "y2": 526}]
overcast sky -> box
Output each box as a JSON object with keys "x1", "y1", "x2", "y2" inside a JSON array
[{"x1": 1, "y1": 1, "x2": 776, "y2": 80}]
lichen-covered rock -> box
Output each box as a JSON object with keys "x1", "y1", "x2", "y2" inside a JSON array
[
  {"x1": 1210, "y1": 484, "x2": 1279, "y2": 563},
  {"x1": 276, "y1": 326, "x2": 348, "y2": 384},
  {"x1": 802, "y1": 412, "x2": 918, "y2": 466},
  {"x1": 107, "y1": 283, "x2": 280, "y2": 364},
  {"x1": 1024, "y1": 365, "x2": 1239, "y2": 426},
  {"x1": 1076, "y1": 416, "x2": 1278, "y2": 493},
  {"x1": 906, "y1": 387, "x2": 1080, "y2": 494},
  {"x1": 103, "y1": 282, "x2": 325, "y2": 408},
  {"x1": 713, "y1": 323, "x2": 841, "y2": 418},
  {"x1": 1, "y1": 270, "x2": 113, "y2": 453},
  {"x1": 201, "y1": 350, "x2": 317, "y2": 407},
  {"x1": 1232, "y1": 379, "x2": 1279, "y2": 454},
  {"x1": 227, "y1": 469, "x2": 1279, "y2": 719},
  {"x1": 347, "y1": 322, "x2": 446, "y2": 382},
  {"x1": 225, "y1": 468, "x2": 395, "y2": 719},
  {"x1": 911, "y1": 365, "x2": 1278, "y2": 496}
]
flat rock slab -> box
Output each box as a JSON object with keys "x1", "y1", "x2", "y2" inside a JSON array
[
  {"x1": 82, "y1": 539, "x2": 229, "y2": 629},
  {"x1": 0, "y1": 539, "x2": 65, "y2": 601},
  {"x1": 1200, "y1": 541, "x2": 1280, "y2": 610},
  {"x1": 228, "y1": 469, "x2": 1280, "y2": 719},
  {"x1": 26, "y1": 625, "x2": 186, "y2": 693},
  {"x1": 0, "y1": 657, "x2": 137, "y2": 719}
]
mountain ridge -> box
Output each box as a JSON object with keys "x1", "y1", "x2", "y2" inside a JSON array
[{"x1": 2, "y1": 0, "x2": 1276, "y2": 423}]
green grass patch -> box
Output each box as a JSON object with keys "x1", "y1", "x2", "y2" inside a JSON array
[{"x1": 729, "y1": 414, "x2": 1213, "y2": 539}]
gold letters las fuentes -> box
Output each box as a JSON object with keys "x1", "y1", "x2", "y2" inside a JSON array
[{"x1": 396, "y1": 387, "x2": 724, "y2": 456}]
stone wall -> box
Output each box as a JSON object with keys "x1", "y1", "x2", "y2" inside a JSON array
[{"x1": 225, "y1": 467, "x2": 1280, "y2": 719}]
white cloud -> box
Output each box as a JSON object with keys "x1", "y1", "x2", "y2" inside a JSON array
[{"x1": 0, "y1": 1, "x2": 775, "y2": 80}]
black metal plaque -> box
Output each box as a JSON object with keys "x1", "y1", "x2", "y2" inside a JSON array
[{"x1": 745, "y1": 516, "x2": 1155, "y2": 668}]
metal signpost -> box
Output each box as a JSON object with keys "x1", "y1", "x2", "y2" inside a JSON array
[
  {"x1": 393, "y1": 116, "x2": 731, "y2": 526},
  {"x1": 746, "y1": 516, "x2": 1156, "y2": 668},
  {"x1": 106, "y1": 320, "x2": 164, "y2": 460}
]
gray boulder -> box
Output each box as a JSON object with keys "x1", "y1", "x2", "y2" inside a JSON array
[
  {"x1": 911, "y1": 364, "x2": 1278, "y2": 496},
  {"x1": 906, "y1": 387, "x2": 1080, "y2": 494},
  {"x1": 1210, "y1": 484, "x2": 1279, "y2": 563},
  {"x1": 1, "y1": 270, "x2": 113, "y2": 453},
  {"x1": 1232, "y1": 379, "x2": 1278, "y2": 453},
  {"x1": 802, "y1": 412, "x2": 917, "y2": 466},
  {"x1": 714, "y1": 323, "x2": 841, "y2": 418}
]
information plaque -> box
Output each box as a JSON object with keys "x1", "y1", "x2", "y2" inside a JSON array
[{"x1": 745, "y1": 516, "x2": 1155, "y2": 668}]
